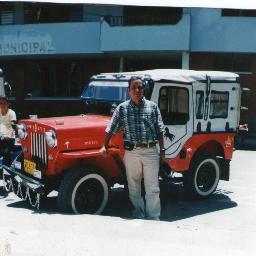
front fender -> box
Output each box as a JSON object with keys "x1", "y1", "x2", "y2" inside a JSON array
[
  {"x1": 54, "y1": 147, "x2": 123, "y2": 179},
  {"x1": 59, "y1": 147, "x2": 120, "y2": 159}
]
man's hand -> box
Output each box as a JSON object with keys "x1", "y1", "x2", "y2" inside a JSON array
[
  {"x1": 99, "y1": 145, "x2": 108, "y2": 156},
  {"x1": 160, "y1": 151, "x2": 166, "y2": 162}
]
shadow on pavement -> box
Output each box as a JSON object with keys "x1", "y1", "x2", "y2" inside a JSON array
[
  {"x1": 104, "y1": 181, "x2": 237, "y2": 222},
  {"x1": 2, "y1": 180, "x2": 237, "y2": 221},
  {"x1": 4, "y1": 193, "x2": 60, "y2": 215}
]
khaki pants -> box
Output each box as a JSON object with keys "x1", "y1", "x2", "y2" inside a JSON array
[{"x1": 124, "y1": 146, "x2": 160, "y2": 219}]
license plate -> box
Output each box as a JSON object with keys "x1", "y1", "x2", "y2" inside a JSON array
[{"x1": 24, "y1": 159, "x2": 36, "y2": 175}]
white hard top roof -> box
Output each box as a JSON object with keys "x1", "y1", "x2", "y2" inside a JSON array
[{"x1": 96, "y1": 69, "x2": 239, "y2": 84}]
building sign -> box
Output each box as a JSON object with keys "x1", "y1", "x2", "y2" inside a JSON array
[
  {"x1": 0, "y1": 35, "x2": 55, "y2": 56},
  {"x1": 0, "y1": 41, "x2": 54, "y2": 55}
]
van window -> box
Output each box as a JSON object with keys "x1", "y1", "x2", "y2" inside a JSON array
[
  {"x1": 209, "y1": 91, "x2": 229, "y2": 118},
  {"x1": 159, "y1": 87, "x2": 189, "y2": 125},
  {"x1": 196, "y1": 91, "x2": 204, "y2": 119}
]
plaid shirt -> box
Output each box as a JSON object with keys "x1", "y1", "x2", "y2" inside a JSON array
[{"x1": 106, "y1": 97, "x2": 164, "y2": 144}]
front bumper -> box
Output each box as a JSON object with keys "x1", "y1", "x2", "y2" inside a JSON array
[{"x1": 2, "y1": 163, "x2": 45, "y2": 194}]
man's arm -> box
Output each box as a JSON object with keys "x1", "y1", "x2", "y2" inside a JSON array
[
  {"x1": 158, "y1": 132, "x2": 165, "y2": 151},
  {"x1": 100, "y1": 104, "x2": 121, "y2": 155},
  {"x1": 157, "y1": 132, "x2": 166, "y2": 161},
  {"x1": 99, "y1": 132, "x2": 113, "y2": 155},
  {"x1": 155, "y1": 104, "x2": 165, "y2": 153}
]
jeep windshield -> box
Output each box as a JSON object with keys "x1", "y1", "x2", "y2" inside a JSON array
[
  {"x1": 81, "y1": 80, "x2": 129, "y2": 115},
  {"x1": 81, "y1": 81, "x2": 129, "y2": 103},
  {"x1": 81, "y1": 79, "x2": 154, "y2": 115}
]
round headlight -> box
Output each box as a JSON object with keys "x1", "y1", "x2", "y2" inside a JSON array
[
  {"x1": 17, "y1": 123, "x2": 27, "y2": 140},
  {"x1": 45, "y1": 130, "x2": 57, "y2": 148}
]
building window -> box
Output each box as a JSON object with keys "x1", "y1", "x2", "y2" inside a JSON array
[
  {"x1": 0, "y1": 3, "x2": 14, "y2": 25},
  {"x1": 124, "y1": 54, "x2": 181, "y2": 72},
  {"x1": 23, "y1": 58, "x2": 119, "y2": 98},
  {"x1": 222, "y1": 9, "x2": 256, "y2": 17},
  {"x1": 210, "y1": 91, "x2": 229, "y2": 119},
  {"x1": 24, "y1": 60, "x2": 86, "y2": 97},
  {"x1": 123, "y1": 7, "x2": 182, "y2": 26},
  {"x1": 215, "y1": 54, "x2": 252, "y2": 74},
  {"x1": 159, "y1": 86, "x2": 189, "y2": 125},
  {"x1": 24, "y1": 3, "x2": 83, "y2": 24}
]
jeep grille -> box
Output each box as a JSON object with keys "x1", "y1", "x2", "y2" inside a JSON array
[{"x1": 30, "y1": 132, "x2": 48, "y2": 169}]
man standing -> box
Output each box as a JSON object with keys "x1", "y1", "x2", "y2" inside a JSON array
[{"x1": 100, "y1": 76, "x2": 165, "y2": 220}]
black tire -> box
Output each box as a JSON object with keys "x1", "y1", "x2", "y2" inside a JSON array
[
  {"x1": 58, "y1": 167, "x2": 109, "y2": 214},
  {"x1": 184, "y1": 154, "x2": 220, "y2": 199}
]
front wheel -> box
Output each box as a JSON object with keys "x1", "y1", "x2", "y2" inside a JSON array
[
  {"x1": 58, "y1": 167, "x2": 109, "y2": 214},
  {"x1": 183, "y1": 154, "x2": 220, "y2": 199}
]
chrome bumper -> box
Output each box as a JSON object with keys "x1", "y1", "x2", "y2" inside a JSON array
[{"x1": 2, "y1": 163, "x2": 45, "y2": 194}]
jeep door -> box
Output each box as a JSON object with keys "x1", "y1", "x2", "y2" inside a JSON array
[{"x1": 151, "y1": 82, "x2": 193, "y2": 158}]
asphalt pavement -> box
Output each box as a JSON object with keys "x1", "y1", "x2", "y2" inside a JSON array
[{"x1": 0, "y1": 149, "x2": 256, "y2": 256}]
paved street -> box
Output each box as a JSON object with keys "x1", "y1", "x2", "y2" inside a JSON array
[{"x1": 0, "y1": 150, "x2": 256, "y2": 256}]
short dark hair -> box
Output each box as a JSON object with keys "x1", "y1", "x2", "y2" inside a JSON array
[
  {"x1": 0, "y1": 96, "x2": 8, "y2": 102},
  {"x1": 128, "y1": 76, "x2": 144, "y2": 89},
  {"x1": 0, "y1": 96, "x2": 10, "y2": 105}
]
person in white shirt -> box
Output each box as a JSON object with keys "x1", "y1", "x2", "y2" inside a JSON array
[{"x1": 0, "y1": 96, "x2": 17, "y2": 165}]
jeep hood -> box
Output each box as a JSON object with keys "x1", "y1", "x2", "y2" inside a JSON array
[{"x1": 21, "y1": 114, "x2": 111, "y2": 131}]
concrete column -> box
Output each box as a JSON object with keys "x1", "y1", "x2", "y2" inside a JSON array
[
  {"x1": 119, "y1": 57, "x2": 124, "y2": 72},
  {"x1": 15, "y1": 65, "x2": 25, "y2": 118},
  {"x1": 182, "y1": 52, "x2": 190, "y2": 70}
]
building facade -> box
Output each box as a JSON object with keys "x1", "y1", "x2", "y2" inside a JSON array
[{"x1": 0, "y1": 3, "x2": 255, "y2": 128}]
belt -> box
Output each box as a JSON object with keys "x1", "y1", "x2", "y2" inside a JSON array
[{"x1": 135, "y1": 142, "x2": 156, "y2": 148}]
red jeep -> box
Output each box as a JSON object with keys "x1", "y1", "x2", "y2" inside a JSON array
[{"x1": 2, "y1": 69, "x2": 241, "y2": 214}]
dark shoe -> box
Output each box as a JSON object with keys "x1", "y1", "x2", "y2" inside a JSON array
[
  {"x1": 0, "y1": 187, "x2": 8, "y2": 198},
  {"x1": 132, "y1": 209, "x2": 145, "y2": 219},
  {"x1": 147, "y1": 217, "x2": 160, "y2": 221}
]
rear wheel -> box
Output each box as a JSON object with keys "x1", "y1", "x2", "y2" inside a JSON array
[
  {"x1": 184, "y1": 154, "x2": 220, "y2": 199},
  {"x1": 58, "y1": 167, "x2": 109, "y2": 214}
]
